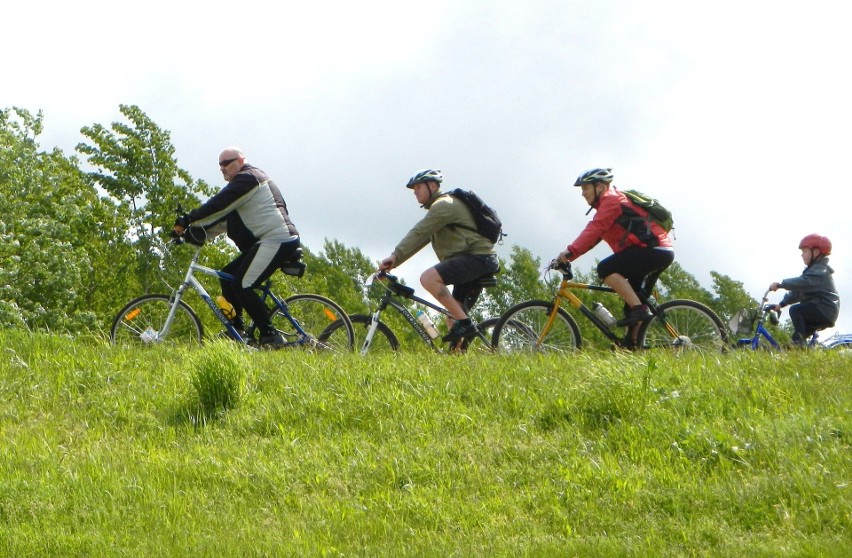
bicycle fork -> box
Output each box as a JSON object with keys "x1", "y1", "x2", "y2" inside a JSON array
[
  {"x1": 538, "y1": 296, "x2": 568, "y2": 348},
  {"x1": 359, "y1": 309, "x2": 383, "y2": 356},
  {"x1": 146, "y1": 287, "x2": 190, "y2": 343}
]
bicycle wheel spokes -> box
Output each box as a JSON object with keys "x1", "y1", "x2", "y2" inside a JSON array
[
  {"x1": 275, "y1": 294, "x2": 355, "y2": 352},
  {"x1": 493, "y1": 301, "x2": 581, "y2": 353},
  {"x1": 638, "y1": 300, "x2": 727, "y2": 352},
  {"x1": 110, "y1": 294, "x2": 203, "y2": 346}
]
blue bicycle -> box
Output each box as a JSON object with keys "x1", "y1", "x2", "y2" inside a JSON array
[{"x1": 730, "y1": 290, "x2": 849, "y2": 350}]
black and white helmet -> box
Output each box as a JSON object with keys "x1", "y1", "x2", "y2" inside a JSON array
[
  {"x1": 406, "y1": 168, "x2": 443, "y2": 189},
  {"x1": 573, "y1": 168, "x2": 614, "y2": 186}
]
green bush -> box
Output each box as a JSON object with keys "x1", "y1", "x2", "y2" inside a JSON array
[{"x1": 189, "y1": 341, "x2": 245, "y2": 419}]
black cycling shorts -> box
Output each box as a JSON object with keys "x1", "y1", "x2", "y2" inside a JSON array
[
  {"x1": 597, "y1": 247, "x2": 674, "y2": 286},
  {"x1": 434, "y1": 253, "x2": 500, "y2": 312},
  {"x1": 434, "y1": 253, "x2": 499, "y2": 286}
]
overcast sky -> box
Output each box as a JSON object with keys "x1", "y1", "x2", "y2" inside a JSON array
[{"x1": 6, "y1": 0, "x2": 851, "y2": 334}]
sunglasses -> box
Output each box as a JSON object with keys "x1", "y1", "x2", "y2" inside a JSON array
[{"x1": 219, "y1": 157, "x2": 240, "y2": 167}]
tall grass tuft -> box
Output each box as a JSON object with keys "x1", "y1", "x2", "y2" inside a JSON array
[{"x1": 189, "y1": 340, "x2": 245, "y2": 421}]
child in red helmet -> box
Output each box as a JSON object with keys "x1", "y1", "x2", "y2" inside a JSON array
[{"x1": 768, "y1": 234, "x2": 840, "y2": 346}]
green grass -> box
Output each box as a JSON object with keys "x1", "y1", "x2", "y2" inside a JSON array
[{"x1": 1, "y1": 329, "x2": 849, "y2": 557}]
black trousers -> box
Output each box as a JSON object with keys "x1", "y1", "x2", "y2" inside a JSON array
[
  {"x1": 220, "y1": 240, "x2": 301, "y2": 335},
  {"x1": 788, "y1": 303, "x2": 836, "y2": 343}
]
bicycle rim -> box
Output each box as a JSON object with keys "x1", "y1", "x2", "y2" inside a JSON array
[
  {"x1": 637, "y1": 299, "x2": 727, "y2": 352},
  {"x1": 110, "y1": 294, "x2": 203, "y2": 346},
  {"x1": 275, "y1": 294, "x2": 355, "y2": 352},
  {"x1": 493, "y1": 301, "x2": 581, "y2": 353}
]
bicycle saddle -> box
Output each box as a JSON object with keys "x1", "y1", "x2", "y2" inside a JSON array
[
  {"x1": 475, "y1": 275, "x2": 498, "y2": 288},
  {"x1": 280, "y1": 248, "x2": 306, "y2": 277}
]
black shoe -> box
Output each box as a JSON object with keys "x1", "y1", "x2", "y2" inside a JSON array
[
  {"x1": 442, "y1": 320, "x2": 479, "y2": 344},
  {"x1": 616, "y1": 305, "x2": 653, "y2": 327},
  {"x1": 618, "y1": 335, "x2": 638, "y2": 350},
  {"x1": 258, "y1": 332, "x2": 286, "y2": 349},
  {"x1": 224, "y1": 328, "x2": 250, "y2": 342}
]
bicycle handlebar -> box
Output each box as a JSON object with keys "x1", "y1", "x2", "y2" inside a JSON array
[
  {"x1": 374, "y1": 270, "x2": 399, "y2": 283},
  {"x1": 548, "y1": 259, "x2": 574, "y2": 279},
  {"x1": 759, "y1": 289, "x2": 782, "y2": 322},
  {"x1": 368, "y1": 270, "x2": 417, "y2": 299}
]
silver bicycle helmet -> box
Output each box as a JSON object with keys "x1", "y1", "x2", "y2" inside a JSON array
[
  {"x1": 574, "y1": 168, "x2": 614, "y2": 186},
  {"x1": 406, "y1": 169, "x2": 443, "y2": 189}
]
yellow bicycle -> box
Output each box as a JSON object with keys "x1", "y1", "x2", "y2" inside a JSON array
[{"x1": 492, "y1": 260, "x2": 727, "y2": 353}]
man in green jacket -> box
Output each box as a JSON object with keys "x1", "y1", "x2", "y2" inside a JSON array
[{"x1": 379, "y1": 169, "x2": 499, "y2": 344}]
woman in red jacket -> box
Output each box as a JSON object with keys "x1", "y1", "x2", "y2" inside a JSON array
[{"x1": 557, "y1": 168, "x2": 674, "y2": 327}]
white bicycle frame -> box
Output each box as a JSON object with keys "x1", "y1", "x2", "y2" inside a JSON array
[{"x1": 153, "y1": 245, "x2": 242, "y2": 342}]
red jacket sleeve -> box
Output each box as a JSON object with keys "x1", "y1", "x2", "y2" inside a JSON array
[{"x1": 565, "y1": 192, "x2": 623, "y2": 259}]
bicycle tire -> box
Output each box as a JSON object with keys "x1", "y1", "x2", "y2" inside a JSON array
[
  {"x1": 636, "y1": 299, "x2": 728, "y2": 352},
  {"x1": 492, "y1": 300, "x2": 582, "y2": 353},
  {"x1": 110, "y1": 294, "x2": 203, "y2": 346},
  {"x1": 341, "y1": 313, "x2": 401, "y2": 354},
  {"x1": 273, "y1": 294, "x2": 355, "y2": 352},
  {"x1": 827, "y1": 340, "x2": 852, "y2": 351}
]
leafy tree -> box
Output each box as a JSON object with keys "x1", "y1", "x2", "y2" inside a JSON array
[
  {"x1": 76, "y1": 104, "x2": 217, "y2": 291},
  {"x1": 274, "y1": 239, "x2": 376, "y2": 314},
  {"x1": 709, "y1": 271, "x2": 757, "y2": 325},
  {"x1": 476, "y1": 245, "x2": 551, "y2": 321},
  {"x1": 0, "y1": 107, "x2": 126, "y2": 332},
  {"x1": 655, "y1": 261, "x2": 714, "y2": 306}
]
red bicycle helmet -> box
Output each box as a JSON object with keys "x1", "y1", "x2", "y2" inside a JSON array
[{"x1": 798, "y1": 234, "x2": 832, "y2": 255}]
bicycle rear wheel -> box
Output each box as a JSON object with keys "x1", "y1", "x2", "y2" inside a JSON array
[
  {"x1": 273, "y1": 294, "x2": 355, "y2": 352},
  {"x1": 110, "y1": 294, "x2": 203, "y2": 346},
  {"x1": 492, "y1": 300, "x2": 581, "y2": 353},
  {"x1": 636, "y1": 299, "x2": 727, "y2": 352}
]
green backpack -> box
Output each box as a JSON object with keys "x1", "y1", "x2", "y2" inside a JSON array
[{"x1": 622, "y1": 189, "x2": 674, "y2": 232}]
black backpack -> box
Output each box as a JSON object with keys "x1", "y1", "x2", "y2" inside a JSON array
[{"x1": 447, "y1": 189, "x2": 505, "y2": 244}]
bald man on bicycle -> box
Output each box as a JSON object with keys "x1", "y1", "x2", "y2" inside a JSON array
[
  {"x1": 173, "y1": 146, "x2": 301, "y2": 348},
  {"x1": 379, "y1": 169, "x2": 500, "y2": 344},
  {"x1": 557, "y1": 168, "x2": 674, "y2": 328}
]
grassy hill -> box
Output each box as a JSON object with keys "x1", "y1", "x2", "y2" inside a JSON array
[{"x1": 1, "y1": 329, "x2": 849, "y2": 557}]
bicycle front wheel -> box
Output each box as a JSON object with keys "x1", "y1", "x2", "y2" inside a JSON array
[
  {"x1": 274, "y1": 294, "x2": 355, "y2": 352},
  {"x1": 344, "y1": 313, "x2": 400, "y2": 354},
  {"x1": 492, "y1": 300, "x2": 581, "y2": 353},
  {"x1": 637, "y1": 299, "x2": 727, "y2": 352},
  {"x1": 110, "y1": 294, "x2": 203, "y2": 346}
]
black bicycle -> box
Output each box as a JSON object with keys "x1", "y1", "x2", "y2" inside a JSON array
[{"x1": 337, "y1": 271, "x2": 499, "y2": 354}]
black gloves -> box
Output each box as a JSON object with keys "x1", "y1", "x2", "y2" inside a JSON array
[
  {"x1": 174, "y1": 214, "x2": 191, "y2": 229},
  {"x1": 184, "y1": 226, "x2": 207, "y2": 246}
]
